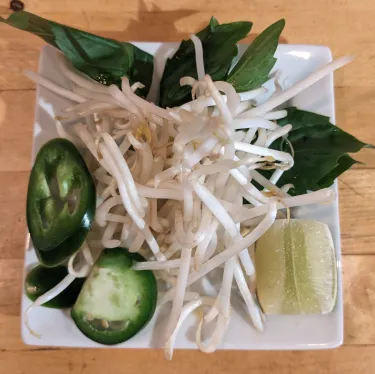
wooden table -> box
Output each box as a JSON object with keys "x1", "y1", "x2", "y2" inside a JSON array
[{"x1": 1, "y1": 0, "x2": 375, "y2": 372}]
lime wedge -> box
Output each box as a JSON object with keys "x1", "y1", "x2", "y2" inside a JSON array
[{"x1": 255, "y1": 219, "x2": 337, "y2": 315}]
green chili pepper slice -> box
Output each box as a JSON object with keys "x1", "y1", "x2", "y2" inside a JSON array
[
  {"x1": 27, "y1": 138, "x2": 96, "y2": 266},
  {"x1": 25, "y1": 264, "x2": 85, "y2": 308},
  {"x1": 71, "y1": 248, "x2": 157, "y2": 345}
]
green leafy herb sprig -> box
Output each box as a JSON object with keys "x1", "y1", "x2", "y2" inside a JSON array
[{"x1": 1, "y1": 11, "x2": 372, "y2": 192}]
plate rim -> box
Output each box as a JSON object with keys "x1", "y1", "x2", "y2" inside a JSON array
[{"x1": 21, "y1": 42, "x2": 343, "y2": 350}]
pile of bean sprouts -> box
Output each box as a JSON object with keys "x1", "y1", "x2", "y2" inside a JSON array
[{"x1": 25, "y1": 36, "x2": 351, "y2": 357}]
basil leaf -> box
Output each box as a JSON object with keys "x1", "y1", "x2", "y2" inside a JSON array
[
  {"x1": 0, "y1": 11, "x2": 56, "y2": 46},
  {"x1": 277, "y1": 106, "x2": 330, "y2": 130},
  {"x1": 317, "y1": 154, "x2": 360, "y2": 189},
  {"x1": 159, "y1": 18, "x2": 252, "y2": 108},
  {"x1": 270, "y1": 107, "x2": 374, "y2": 195},
  {"x1": 210, "y1": 16, "x2": 220, "y2": 29},
  {"x1": 227, "y1": 19, "x2": 285, "y2": 92},
  {"x1": 0, "y1": 11, "x2": 153, "y2": 96}
]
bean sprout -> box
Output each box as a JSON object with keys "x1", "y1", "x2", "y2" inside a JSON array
[{"x1": 164, "y1": 297, "x2": 216, "y2": 360}]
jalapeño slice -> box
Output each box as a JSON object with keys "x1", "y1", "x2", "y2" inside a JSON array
[
  {"x1": 71, "y1": 248, "x2": 157, "y2": 345},
  {"x1": 27, "y1": 138, "x2": 96, "y2": 266},
  {"x1": 25, "y1": 264, "x2": 85, "y2": 308}
]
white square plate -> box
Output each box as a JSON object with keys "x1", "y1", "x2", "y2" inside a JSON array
[{"x1": 22, "y1": 43, "x2": 343, "y2": 349}]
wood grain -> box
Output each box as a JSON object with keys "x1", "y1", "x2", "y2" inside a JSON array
[
  {"x1": 343, "y1": 256, "x2": 375, "y2": 345},
  {"x1": 0, "y1": 91, "x2": 34, "y2": 171},
  {"x1": 1, "y1": 346, "x2": 375, "y2": 374},
  {"x1": 0, "y1": 0, "x2": 374, "y2": 372},
  {"x1": 339, "y1": 170, "x2": 375, "y2": 254},
  {"x1": 0, "y1": 172, "x2": 28, "y2": 260}
]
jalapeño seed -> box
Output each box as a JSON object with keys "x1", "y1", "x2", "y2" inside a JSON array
[
  {"x1": 26, "y1": 285, "x2": 38, "y2": 293},
  {"x1": 101, "y1": 319, "x2": 109, "y2": 329}
]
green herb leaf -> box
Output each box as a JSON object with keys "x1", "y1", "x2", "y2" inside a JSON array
[
  {"x1": 159, "y1": 18, "x2": 252, "y2": 108},
  {"x1": 209, "y1": 16, "x2": 220, "y2": 29},
  {"x1": 0, "y1": 11, "x2": 154, "y2": 96},
  {"x1": 277, "y1": 106, "x2": 331, "y2": 130},
  {"x1": 269, "y1": 107, "x2": 373, "y2": 194},
  {"x1": 0, "y1": 11, "x2": 56, "y2": 45},
  {"x1": 226, "y1": 19, "x2": 285, "y2": 92},
  {"x1": 317, "y1": 154, "x2": 360, "y2": 189}
]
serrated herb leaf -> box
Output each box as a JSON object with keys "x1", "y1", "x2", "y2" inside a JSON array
[
  {"x1": 227, "y1": 19, "x2": 285, "y2": 92},
  {"x1": 269, "y1": 107, "x2": 373, "y2": 195},
  {"x1": 0, "y1": 11, "x2": 153, "y2": 96},
  {"x1": 317, "y1": 154, "x2": 360, "y2": 189},
  {"x1": 159, "y1": 18, "x2": 252, "y2": 108}
]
